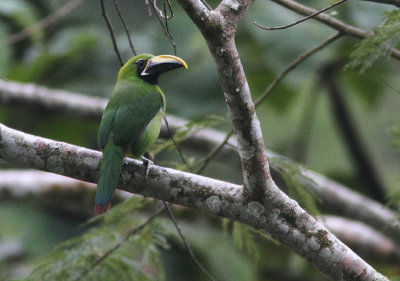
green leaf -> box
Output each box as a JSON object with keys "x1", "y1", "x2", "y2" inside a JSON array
[{"x1": 347, "y1": 10, "x2": 400, "y2": 72}]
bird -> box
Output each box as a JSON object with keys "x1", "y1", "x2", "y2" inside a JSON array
[{"x1": 95, "y1": 54, "x2": 188, "y2": 215}]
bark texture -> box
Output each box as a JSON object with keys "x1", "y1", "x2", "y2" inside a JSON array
[{"x1": 0, "y1": 115, "x2": 388, "y2": 281}]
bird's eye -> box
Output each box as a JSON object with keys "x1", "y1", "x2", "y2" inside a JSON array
[{"x1": 137, "y1": 60, "x2": 146, "y2": 68}]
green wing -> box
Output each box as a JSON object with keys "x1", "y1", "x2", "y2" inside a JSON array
[
  {"x1": 97, "y1": 81, "x2": 163, "y2": 150},
  {"x1": 98, "y1": 99, "x2": 118, "y2": 150}
]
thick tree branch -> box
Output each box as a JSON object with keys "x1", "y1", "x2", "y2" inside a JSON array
[
  {"x1": 321, "y1": 216, "x2": 400, "y2": 263},
  {"x1": 298, "y1": 166, "x2": 400, "y2": 246},
  {"x1": 0, "y1": 81, "x2": 106, "y2": 120},
  {"x1": 1, "y1": 170, "x2": 398, "y2": 265},
  {"x1": 0, "y1": 0, "x2": 395, "y2": 277},
  {"x1": 0, "y1": 170, "x2": 134, "y2": 219},
  {"x1": 1, "y1": 81, "x2": 399, "y2": 246},
  {"x1": 269, "y1": 153, "x2": 400, "y2": 246},
  {"x1": 172, "y1": 1, "x2": 395, "y2": 278},
  {"x1": 178, "y1": 0, "x2": 269, "y2": 203},
  {"x1": 0, "y1": 170, "x2": 96, "y2": 196},
  {"x1": 0, "y1": 123, "x2": 388, "y2": 280},
  {"x1": 0, "y1": 169, "x2": 102, "y2": 218}
]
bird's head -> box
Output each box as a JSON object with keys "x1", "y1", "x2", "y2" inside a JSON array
[{"x1": 118, "y1": 54, "x2": 188, "y2": 84}]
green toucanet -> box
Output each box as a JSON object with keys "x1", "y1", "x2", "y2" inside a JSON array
[{"x1": 95, "y1": 54, "x2": 188, "y2": 215}]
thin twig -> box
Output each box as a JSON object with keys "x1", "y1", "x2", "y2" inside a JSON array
[
  {"x1": 255, "y1": 0, "x2": 347, "y2": 30},
  {"x1": 196, "y1": 129, "x2": 234, "y2": 174},
  {"x1": 1, "y1": 0, "x2": 85, "y2": 48},
  {"x1": 145, "y1": 0, "x2": 153, "y2": 16},
  {"x1": 255, "y1": 32, "x2": 342, "y2": 106},
  {"x1": 162, "y1": 201, "x2": 216, "y2": 281},
  {"x1": 113, "y1": 0, "x2": 137, "y2": 56},
  {"x1": 163, "y1": 116, "x2": 192, "y2": 171},
  {"x1": 151, "y1": 0, "x2": 174, "y2": 19},
  {"x1": 75, "y1": 205, "x2": 165, "y2": 281},
  {"x1": 100, "y1": 0, "x2": 124, "y2": 66},
  {"x1": 164, "y1": 0, "x2": 175, "y2": 19},
  {"x1": 201, "y1": 0, "x2": 212, "y2": 10},
  {"x1": 149, "y1": 0, "x2": 177, "y2": 55},
  {"x1": 163, "y1": 0, "x2": 176, "y2": 55},
  {"x1": 153, "y1": 0, "x2": 165, "y2": 18}
]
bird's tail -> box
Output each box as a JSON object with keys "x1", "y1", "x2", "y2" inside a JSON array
[{"x1": 95, "y1": 140, "x2": 125, "y2": 215}]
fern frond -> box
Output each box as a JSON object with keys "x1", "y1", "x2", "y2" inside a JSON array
[
  {"x1": 232, "y1": 222, "x2": 260, "y2": 262},
  {"x1": 270, "y1": 157, "x2": 321, "y2": 217},
  {"x1": 231, "y1": 221, "x2": 279, "y2": 263},
  {"x1": 26, "y1": 197, "x2": 168, "y2": 281},
  {"x1": 347, "y1": 10, "x2": 400, "y2": 72}
]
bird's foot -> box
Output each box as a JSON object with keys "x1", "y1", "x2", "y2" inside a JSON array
[{"x1": 141, "y1": 156, "x2": 153, "y2": 177}]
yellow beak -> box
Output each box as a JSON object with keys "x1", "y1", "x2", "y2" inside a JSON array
[{"x1": 147, "y1": 55, "x2": 188, "y2": 70}]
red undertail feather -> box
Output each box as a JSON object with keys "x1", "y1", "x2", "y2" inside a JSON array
[{"x1": 95, "y1": 203, "x2": 111, "y2": 215}]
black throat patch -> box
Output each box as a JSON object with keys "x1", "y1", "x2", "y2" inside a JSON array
[{"x1": 136, "y1": 59, "x2": 158, "y2": 85}]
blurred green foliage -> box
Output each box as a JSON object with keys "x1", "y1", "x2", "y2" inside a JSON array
[
  {"x1": 26, "y1": 197, "x2": 168, "y2": 281},
  {"x1": 347, "y1": 10, "x2": 400, "y2": 73},
  {"x1": 0, "y1": 0, "x2": 400, "y2": 280},
  {"x1": 271, "y1": 157, "x2": 321, "y2": 217}
]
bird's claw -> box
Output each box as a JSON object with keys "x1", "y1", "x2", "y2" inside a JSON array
[{"x1": 141, "y1": 156, "x2": 153, "y2": 177}]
